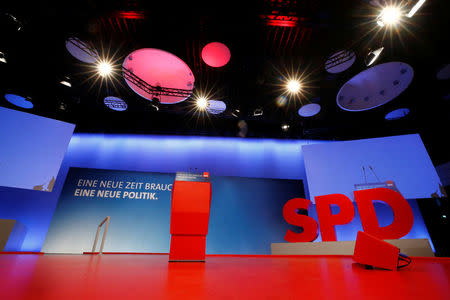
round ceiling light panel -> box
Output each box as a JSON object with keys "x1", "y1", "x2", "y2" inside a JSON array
[
  {"x1": 336, "y1": 62, "x2": 414, "y2": 111},
  {"x1": 65, "y1": 37, "x2": 99, "y2": 64},
  {"x1": 206, "y1": 100, "x2": 226, "y2": 114},
  {"x1": 385, "y1": 108, "x2": 410, "y2": 120},
  {"x1": 122, "y1": 48, "x2": 195, "y2": 104},
  {"x1": 325, "y1": 50, "x2": 356, "y2": 74},
  {"x1": 4, "y1": 93, "x2": 33, "y2": 109},
  {"x1": 104, "y1": 96, "x2": 128, "y2": 111},
  {"x1": 298, "y1": 103, "x2": 321, "y2": 117},
  {"x1": 436, "y1": 64, "x2": 450, "y2": 80},
  {"x1": 201, "y1": 42, "x2": 231, "y2": 68}
]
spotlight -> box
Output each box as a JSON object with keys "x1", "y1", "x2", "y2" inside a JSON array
[
  {"x1": 281, "y1": 123, "x2": 290, "y2": 131},
  {"x1": 57, "y1": 99, "x2": 68, "y2": 111},
  {"x1": 365, "y1": 47, "x2": 384, "y2": 66},
  {"x1": 0, "y1": 52, "x2": 6, "y2": 64},
  {"x1": 196, "y1": 96, "x2": 209, "y2": 110},
  {"x1": 287, "y1": 80, "x2": 301, "y2": 94},
  {"x1": 150, "y1": 97, "x2": 160, "y2": 111},
  {"x1": 407, "y1": 0, "x2": 426, "y2": 18},
  {"x1": 60, "y1": 76, "x2": 71, "y2": 87},
  {"x1": 144, "y1": 101, "x2": 159, "y2": 112},
  {"x1": 97, "y1": 60, "x2": 113, "y2": 77},
  {"x1": 6, "y1": 13, "x2": 23, "y2": 31},
  {"x1": 377, "y1": 6, "x2": 403, "y2": 27},
  {"x1": 253, "y1": 107, "x2": 263, "y2": 116}
]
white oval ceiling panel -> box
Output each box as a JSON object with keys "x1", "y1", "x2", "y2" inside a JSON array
[
  {"x1": 104, "y1": 96, "x2": 128, "y2": 111},
  {"x1": 337, "y1": 62, "x2": 414, "y2": 111},
  {"x1": 325, "y1": 50, "x2": 356, "y2": 74},
  {"x1": 206, "y1": 100, "x2": 226, "y2": 114},
  {"x1": 65, "y1": 37, "x2": 99, "y2": 64},
  {"x1": 298, "y1": 103, "x2": 321, "y2": 117}
]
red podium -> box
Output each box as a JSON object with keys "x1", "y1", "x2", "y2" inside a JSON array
[{"x1": 169, "y1": 172, "x2": 212, "y2": 262}]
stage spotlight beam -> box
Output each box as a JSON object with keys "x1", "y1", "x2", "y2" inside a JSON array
[
  {"x1": 287, "y1": 80, "x2": 301, "y2": 94},
  {"x1": 196, "y1": 97, "x2": 209, "y2": 110},
  {"x1": 97, "y1": 61, "x2": 113, "y2": 77},
  {"x1": 377, "y1": 6, "x2": 402, "y2": 27},
  {"x1": 407, "y1": 0, "x2": 426, "y2": 18}
]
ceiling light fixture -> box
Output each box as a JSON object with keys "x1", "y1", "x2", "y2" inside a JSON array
[
  {"x1": 60, "y1": 76, "x2": 71, "y2": 87},
  {"x1": 253, "y1": 107, "x2": 263, "y2": 116},
  {"x1": 196, "y1": 96, "x2": 209, "y2": 110},
  {"x1": 377, "y1": 6, "x2": 403, "y2": 27},
  {"x1": 6, "y1": 13, "x2": 23, "y2": 31},
  {"x1": 365, "y1": 47, "x2": 384, "y2": 66},
  {"x1": 97, "y1": 60, "x2": 113, "y2": 77},
  {"x1": 407, "y1": 0, "x2": 426, "y2": 18},
  {"x1": 0, "y1": 52, "x2": 6, "y2": 64},
  {"x1": 286, "y1": 80, "x2": 302, "y2": 94}
]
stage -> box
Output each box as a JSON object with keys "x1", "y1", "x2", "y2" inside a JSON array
[{"x1": 1, "y1": 254, "x2": 449, "y2": 300}]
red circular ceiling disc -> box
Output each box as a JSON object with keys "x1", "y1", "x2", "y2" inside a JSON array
[
  {"x1": 201, "y1": 42, "x2": 231, "y2": 68},
  {"x1": 122, "y1": 48, "x2": 195, "y2": 104}
]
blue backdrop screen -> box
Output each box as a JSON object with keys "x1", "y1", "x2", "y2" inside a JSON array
[
  {"x1": 0, "y1": 107, "x2": 75, "y2": 192},
  {"x1": 42, "y1": 167, "x2": 304, "y2": 254}
]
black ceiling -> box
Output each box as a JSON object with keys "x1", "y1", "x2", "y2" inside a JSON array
[{"x1": 1, "y1": 0, "x2": 449, "y2": 164}]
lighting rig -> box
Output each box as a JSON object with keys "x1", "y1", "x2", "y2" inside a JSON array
[
  {"x1": 121, "y1": 66, "x2": 193, "y2": 100},
  {"x1": 324, "y1": 51, "x2": 356, "y2": 72},
  {"x1": 69, "y1": 40, "x2": 193, "y2": 102}
]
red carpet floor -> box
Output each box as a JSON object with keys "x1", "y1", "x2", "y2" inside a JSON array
[{"x1": 1, "y1": 254, "x2": 449, "y2": 300}]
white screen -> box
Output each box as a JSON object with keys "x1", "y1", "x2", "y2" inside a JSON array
[
  {"x1": 303, "y1": 134, "x2": 443, "y2": 202},
  {"x1": 0, "y1": 107, "x2": 75, "y2": 191}
]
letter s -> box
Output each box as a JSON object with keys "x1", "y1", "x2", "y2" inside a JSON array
[{"x1": 283, "y1": 198, "x2": 319, "y2": 242}]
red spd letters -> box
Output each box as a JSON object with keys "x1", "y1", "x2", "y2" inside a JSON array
[{"x1": 283, "y1": 188, "x2": 414, "y2": 242}]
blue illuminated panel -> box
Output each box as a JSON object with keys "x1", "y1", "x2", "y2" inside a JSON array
[{"x1": 0, "y1": 107, "x2": 75, "y2": 191}]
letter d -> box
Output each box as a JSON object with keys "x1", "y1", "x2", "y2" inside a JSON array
[{"x1": 354, "y1": 188, "x2": 413, "y2": 240}]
